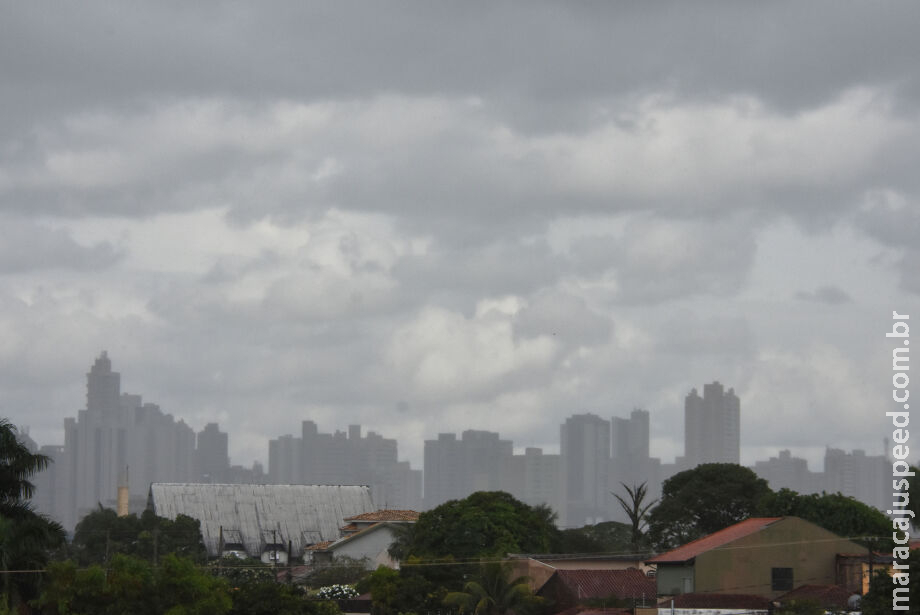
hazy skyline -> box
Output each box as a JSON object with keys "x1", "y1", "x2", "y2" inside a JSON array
[{"x1": 2, "y1": 2, "x2": 918, "y2": 471}]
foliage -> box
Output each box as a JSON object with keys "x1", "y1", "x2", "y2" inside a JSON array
[
  {"x1": 0, "y1": 419, "x2": 66, "y2": 611},
  {"x1": 443, "y1": 563, "x2": 540, "y2": 615},
  {"x1": 647, "y1": 463, "x2": 771, "y2": 549},
  {"x1": 558, "y1": 521, "x2": 633, "y2": 554},
  {"x1": 775, "y1": 598, "x2": 825, "y2": 615},
  {"x1": 304, "y1": 556, "x2": 370, "y2": 588},
  {"x1": 229, "y1": 581, "x2": 337, "y2": 615},
  {"x1": 209, "y1": 555, "x2": 275, "y2": 586},
  {"x1": 316, "y1": 584, "x2": 358, "y2": 600},
  {"x1": 404, "y1": 492, "x2": 561, "y2": 560},
  {"x1": 71, "y1": 507, "x2": 206, "y2": 566},
  {"x1": 365, "y1": 560, "x2": 451, "y2": 615},
  {"x1": 757, "y1": 488, "x2": 891, "y2": 549},
  {"x1": 156, "y1": 553, "x2": 233, "y2": 614},
  {"x1": 610, "y1": 482, "x2": 656, "y2": 552},
  {"x1": 861, "y1": 549, "x2": 920, "y2": 615}
]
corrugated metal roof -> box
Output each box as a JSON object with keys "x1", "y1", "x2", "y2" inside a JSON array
[
  {"x1": 148, "y1": 483, "x2": 375, "y2": 557},
  {"x1": 647, "y1": 517, "x2": 782, "y2": 564}
]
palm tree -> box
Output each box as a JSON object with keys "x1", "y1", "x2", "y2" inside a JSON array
[
  {"x1": 444, "y1": 563, "x2": 535, "y2": 615},
  {"x1": 0, "y1": 419, "x2": 65, "y2": 610},
  {"x1": 611, "y1": 482, "x2": 657, "y2": 553}
]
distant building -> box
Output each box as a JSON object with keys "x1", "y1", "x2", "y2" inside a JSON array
[
  {"x1": 561, "y1": 413, "x2": 611, "y2": 527},
  {"x1": 823, "y1": 448, "x2": 887, "y2": 511},
  {"x1": 609, "y1": 408, "x2": 663, "y2": 520},
  {"x1": 752, "y1": 449, "x2": 822, "y2": 495},
  {"x1": 196, "y1": 423, "x2": 229, "y2": 483},
  {"x1": 44, "y1": 352, "x2": 197, "y2": 530},
  {"x1": 268, "y1": 421, "x2": 421, "y2": 510},
  {"x1": 423, "y1": 429, "x2": 512, "y2": 509},
  {"x1": 500, "y1": 447, "x2": 563, "y2": 519},
  {"x1": 683, "y1": 382, "x2": 740, "y2": 468}
]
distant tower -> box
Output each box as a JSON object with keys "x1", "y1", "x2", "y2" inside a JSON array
[
  {"x1": 560, "y1": 413, "x2": 611, "y2": 527},
  {"x1": 683, "y1": 381, "x2": 740, "y2": 468},
  {"x1": 117, "y1": 466, "x2": 130, "y2": 517}
]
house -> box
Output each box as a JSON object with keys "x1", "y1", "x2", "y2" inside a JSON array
[
  {"x1": 656, "y1": 593, "x2": 771, "y2": 614},
  {"x1": 776, "y1": 584, "x2": 858, "y2": 612},
  {"x1": 307, "y1": 509, "x2": 419, "y2": 569},
  {"x1": 509, "y1": 552, "x2": 654, "y2": 593},
  {"x1": 147, "y1": 483, "x2": 375, "y2": 561},
  {"x1": 646, "y1": 516, "x2": 868, "y2": 599},
  {"x1": 536, "y1": 569, "x2": 657, "y2": 611},
  {"x1": 836, "y1": 551, "x2": 895, "y2": 594}
]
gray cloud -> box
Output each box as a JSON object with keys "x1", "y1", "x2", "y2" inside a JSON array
[{"x1": 795, "y1": 285, "x2": 852, "y2": 305}]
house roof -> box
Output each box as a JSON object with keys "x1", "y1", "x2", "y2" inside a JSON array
[
  {"x1": 545, "y1": 569, "x2": 656, "y2": 601},
  {"x1": 148, "y1": 483, "x2": 374, "y2": 557},
  {"x1": 343, "y1": 509, "x2": 420, "y2": 522},
  {"x1": 647, "y1": 517, "x2": 782, "y2": 564},
  {"x1": 778, "y1": 584, "x2": 852, "y2": 609},
  {"x1": 663, "y1": 593, "x2": 772, "y2": 609},
  {"x1": 553, "y1": 608, "x2": 632, "y2": 615},
  {"x1": 316, "y1": 520, "x2": 403, "y2": 553}
]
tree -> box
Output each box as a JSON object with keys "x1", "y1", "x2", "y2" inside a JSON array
[
  {"x1": 404, "y1": 492, "x2": 561, "y2": 560},
  {"x1": 72, "y1": 507, "x2": 206, "y2": 565},
  {"x1": 861, "y1": 550, "x2": 919, "y2": 615},
  {"x1": 611, "y1": 482, "x2": 657, "y2": 552},
  {"x1": 757, "y1": 489, "x2": 890, "y2": 549},
  {"x1": 558, "y1": 521, "x2": 633, "y2": 554},
  {"x1": 0, "y1": 419, "x2": 65, "y2": 611},
  {"x1": 647, "y1": 463, "x2": 771, "y2": 550},
  {"x1": 443, "y1": 563, "x2": 539, "y2": 615}
]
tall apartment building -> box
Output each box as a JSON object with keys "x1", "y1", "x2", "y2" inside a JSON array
[
  {"x1": 560, "y1": 413, "x2": 611, "y2": 528},
  {"x1": 36, "y1": 352, "x2": 197, "y2": 530},
  {"x1": 500, "y1": 447, "x2": 563, "y2": 519},
  {"x1": 268, "y1": 421, "x2": 421, "y2": 510},
  {"x1": 609, "y1": 408, "x2": 663, "y2": 521},
  {"x1": 752, "y1": 449, "x2": 822, "y2": 495},
  {"x1": 823, "y1": 448, "x2": 887, "y2": 511},
  {"x1": 196, "y1": 422, "x2": 230, "y2": 483},
  {"x1": 683, "y1": 381, "x2": 740, "y2": 469},
  {"x1": 423, "y1": 430, "x2": 513, "y2": 509}
]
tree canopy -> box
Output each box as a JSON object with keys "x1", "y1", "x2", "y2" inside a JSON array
[
  {"x1": 403, "y1": 491, "x2": 561, "y2": 560},
  {"x1": 757, "y1": 488, "x2": 890, "y2": 548},
  {"x1": 72, "y1": 507, "x2": 206, "y2": 565},
  {"x1": 647, "y1": 463, "x2": 771, "y2": 549}
]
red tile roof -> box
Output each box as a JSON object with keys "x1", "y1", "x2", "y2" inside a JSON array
[
  {"x1": 665, "y1": 593, "x2": 771, "y2": 609},
  {"x1": 647, "y1": 517, "x2": 782, "y2": 563},
  {"x1": 304, "y1": 540, "x2": 334, "y2": 551},
  {"x1": 549, "y1": 569, "x2": 656, "y2": 601},
  {"x1": 778, "y1": 584, "x2": 852, "y2": 609},
  {"x1": 343, "y1": 509, "x2": 420, "y2": 522}
]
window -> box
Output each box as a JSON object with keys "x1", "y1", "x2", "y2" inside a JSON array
[{"x1": 772, "y1": 567, "x2": 794, "y2": 591}]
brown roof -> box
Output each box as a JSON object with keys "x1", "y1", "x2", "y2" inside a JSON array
[
  {"x1": 547, "y1": 569, "x2": 656, "y2": 601},
  {"x1": 778, "y1": 584, "x2": 852, "y2": 609},
  {"x1": 343, "y1": 509, "x2": 420, "y2": 522},
  {"x1": 665, "y1": 593, "x2": 772, "y2": 609},
  {"x1": 647, "y1": 517, "x2": 782, "y2": 563},
  {"x1": 304, "y1": 540, "x2": 335, "y2": 551},
  {"x1": 340, "y1": 522, "x2": 359, "y2": 532},
  {"x1": 553, "y1": 608, "x2": 632, "y2": 615}
]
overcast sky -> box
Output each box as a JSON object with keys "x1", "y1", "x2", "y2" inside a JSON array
[{"x1": 2, "y1": 2, "x2": 918, "y2": 472}]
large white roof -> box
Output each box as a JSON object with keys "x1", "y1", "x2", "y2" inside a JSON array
[{"x1": 148, "y1": 483, "x2": 375, "y2": 558}]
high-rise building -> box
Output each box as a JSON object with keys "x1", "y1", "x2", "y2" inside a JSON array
[
  {"x1": 609, "y1": 408, "x2": 663, "y2": 522},
  {"x1": 423, "y1": 430, "x2": 513, "y2": 509},
  {"x1": 752, "y1": 450, "x2": 822, "y2": 495},
  {"x1": 560, "y1": 413, "x2": 611, "y2": 527},
  {"x1": 682, "y1": 381, "x2": 740, "y2": 468},
  {"x1": 197, "y1": 423, "x2": 230, "y2": 483},
  {"x1": 824, "y1": 448, "x2": 887, "y2": 511},
  {"x1": 35, "y1": 353, "x2": 197, "y2": 530},
  {"x1": 500, "y1": 447, "x2": 563, "y2": 519}
]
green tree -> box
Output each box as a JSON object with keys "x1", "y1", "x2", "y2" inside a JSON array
[
  {"x1": 72, "y1": 507, "x2": 206, "y2": 566},
  {"x1": 647, "y1": 463, "x2": 771, "y2": 549},
  {"x1": 156, "y1": 553, "x2": 232, "y2": 615},
  {"x1": 757, "y1": 489, "x2": 890, "y2": 549},
  {"x1": 611, "y1": 482, "x2": 656, "y2": 552},
  {"x1": 558, "y1": 521, "x2": 633, "y2": 554},
  {"x1": 0, "y1": 419, "x2": 66, "y2": 611},
  {"x1": 405, "y1": 492, "x2": 561, "y2": 560},
  {"x1": 443, "y1": 563, "x2": 539, "y2": 615},
  {"x1": 229, "y1": 581, "x2": 336, "y2": 615}
]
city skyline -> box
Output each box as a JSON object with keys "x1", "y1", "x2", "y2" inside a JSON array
[
  {"x1": 2, "y1": 3, "x2": 918, "y2": 484},
  {"x1": 25, "y1": 352, "x2": 895, "y2": 530}
]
